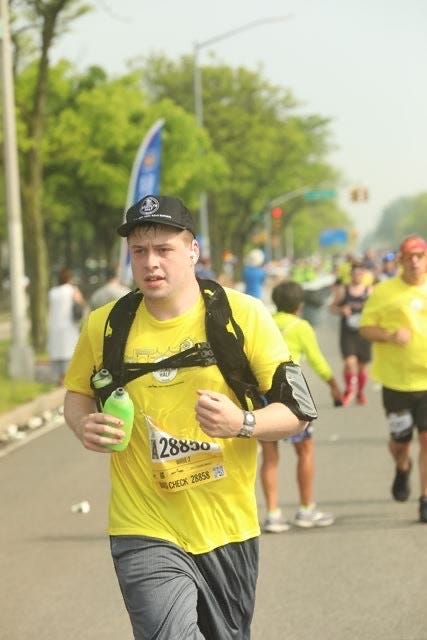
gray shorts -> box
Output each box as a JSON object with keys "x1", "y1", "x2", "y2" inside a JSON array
[{"x1": 110, "y1": 535, "x2": 259, "y2": 640}]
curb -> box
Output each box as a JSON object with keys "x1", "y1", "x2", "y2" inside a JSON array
[{"x1": 0, "y1": 387, "x2": 65, "y2": 435}]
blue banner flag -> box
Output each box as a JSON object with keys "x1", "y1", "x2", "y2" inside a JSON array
[{"x1": 119, "y1": 119, "x2": 165, "y2": 284}]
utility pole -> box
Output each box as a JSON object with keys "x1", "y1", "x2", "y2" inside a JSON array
[
  {"x1": 0, "y1": 0, "x2": 34, "y2": 379},
  {"x1": 192, "y1": 45, "x2": 210, "y2": 258}
]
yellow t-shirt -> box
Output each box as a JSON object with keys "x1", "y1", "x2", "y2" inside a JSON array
[
  {"x1": 65, "y1": 288, "x2": 289, "y2": 554},
  {"x1": 336, "y1": 261, "x2": 352, "y2": 285},
  {"x1": 337, "y1": 260, "x2": 374, "y2": 286},
  {"x1": 273, "y1": 311, "x2": 332, "y2": 382},
  {"x1": 359, "y1": 275, "x2": 427, "y2": 390}
]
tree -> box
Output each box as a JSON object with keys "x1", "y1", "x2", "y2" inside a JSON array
[
  {"x1": 40, "y1": 65, "x2": 227, "y2": 274},
  {"x1": 135, "y1": 54, "x2": 342, "y2": 270},
  {"x1": 290, "y1": 201, "x2": 351, "y2": 257},
  {"x1": 372, "y1": 193, "x2": 427, "y2": 248},
  {"x1": 11, "y1": 0, "x2": 91, "y2": 350},
  {"x1": 398, "y1": 193, "x2": 427, "y2": 240},
  {"x1": 13, "y1": 60, "x2": 228, "y2": 290}
]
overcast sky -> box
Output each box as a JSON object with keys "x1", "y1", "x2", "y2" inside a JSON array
[{"x1": 52, "y1": 0, "x2": 427, "y2": 237}]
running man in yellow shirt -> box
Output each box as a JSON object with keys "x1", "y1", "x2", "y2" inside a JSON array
[
  {"x1": 260, "y1": 280, "x2": 342, "y2": 532},
  {"x1": 63, "y1": 195, "x2": 307, "y2": 639},
  {"x1": 360, "y1": 235, "x2": 427, "y2": 523}
]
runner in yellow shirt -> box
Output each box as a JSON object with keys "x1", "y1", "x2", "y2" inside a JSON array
[
  {"x1": 260, "y1": 280, "x2": 342, "y2": 532},
  {"x1": 359, "y1": 235, "x2": 427, "y2": 523},
  {"x1": 63, "y1": 195, "x2": 307, "y2": 639}
]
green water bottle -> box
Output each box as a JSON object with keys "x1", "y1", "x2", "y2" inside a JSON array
[{"x1": 103, "y1": 387, "x2": 134, "y2": 452}]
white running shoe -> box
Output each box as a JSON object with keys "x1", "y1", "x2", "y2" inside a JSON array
[
  {"x1": 262, "y1": 510, "x2": 291, "y2": 533},
  {"x1": 294, "y1": 505, "x2": 335, "y2": 528}
]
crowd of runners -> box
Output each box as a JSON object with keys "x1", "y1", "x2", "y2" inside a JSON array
[
  {"x1": 58, "y1": 194, "x2": 426, "y2": 639},
  {"x1": 251, "y1": 238, "x2": 427, "y2": 533}
]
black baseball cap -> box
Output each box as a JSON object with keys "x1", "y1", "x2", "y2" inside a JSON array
[{"x1": 117, "y1": 195, "x2": 196, "y2": 237}]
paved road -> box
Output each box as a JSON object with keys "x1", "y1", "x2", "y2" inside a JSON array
[{"x1": 1, "y1": 316, "x2": 426, "y2": 640}]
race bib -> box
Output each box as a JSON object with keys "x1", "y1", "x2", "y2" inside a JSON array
[
  {"x1": 346, "y1": 313, "x2": 361, "y2": 330},
  {"x1": 388, "y1": 411, "x2": 413, "y2": 437},
  {"x1": 146, "y1": 415, "x2": 226, "y2": 493}
]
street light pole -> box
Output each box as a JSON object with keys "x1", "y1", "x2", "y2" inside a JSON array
[
  {"x1": 0, "y1": 0, "x2": 34, "y2": 379},
  {"x1": 192, "y1": 45, "x2": 210, "y2": 258},
  {"x1": 193, "y1": 14, "x2": 292, "y2": 259}
]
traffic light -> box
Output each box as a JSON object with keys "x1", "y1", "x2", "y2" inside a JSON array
[
  {"x1": 271, "y1": 206, "x2": 283, "y2": 232},
  {"x1": 350, "y1": 186, "x2": 369, "y2": 202}
]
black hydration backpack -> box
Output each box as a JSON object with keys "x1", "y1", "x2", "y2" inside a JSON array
[{"x1": 91, "y1": 279, "x2": 266, "y2": 411}]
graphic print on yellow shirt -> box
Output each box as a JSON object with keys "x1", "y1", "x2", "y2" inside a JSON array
[{"x1": 147, "y1": 415, "x2": 226, "y2": 492}]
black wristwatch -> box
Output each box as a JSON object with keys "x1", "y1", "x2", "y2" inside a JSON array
[{"x1": 237, "y1": 410, "x2": 256, "y2": 438}]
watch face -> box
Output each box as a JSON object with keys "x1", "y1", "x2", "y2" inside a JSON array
[
  {"x1": 238, "y1": 411, "x2": 255, "y2": 438},
  {"x1": 244, "y1": 412, "x2": 256, "y2": 426}
]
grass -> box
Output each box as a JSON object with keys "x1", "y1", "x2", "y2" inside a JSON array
[{"x1": 0, "y1": 340, "x2": 55, "y2": 414}]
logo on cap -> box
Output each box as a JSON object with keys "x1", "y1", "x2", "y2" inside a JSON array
[{"x1": 139, "y1": 196, "x2": 160, "y2": 215}]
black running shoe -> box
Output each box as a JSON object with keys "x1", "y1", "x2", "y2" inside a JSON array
[
  {"x1": 391, "y1": 462, "x2": 411, "y2": 502},
  {"x1": 419, "y1": 497, "x2": 427, "y2": 523}
]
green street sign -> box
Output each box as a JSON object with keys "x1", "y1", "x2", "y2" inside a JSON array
[{"x1": 304, "y1": 189, "x2": 336, "y2": 202}]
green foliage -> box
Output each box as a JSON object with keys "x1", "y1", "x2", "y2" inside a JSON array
[
  {"x1": 0, "y1": 340, "x2": 54, "y2": 413},
  {"x1": 36, "y1": 65, "x2": 226, "y2": 268},
  {"x1": 291, "y1": 202, "x2": 352, "y2": 256},
  {"x1": 6, "y1": 1, "x2": 97, "y2": 351},
  {"x1": 135, "y1": 54, "x2": 343, "y2": 265},
  {"x1": 143, "y1": 101, "x2": 228, "y2": 208},
  {"x1": 398, "y1": 193, "x2": 427, "y2": 239},
  {"x1": 372, "y1": 193, "x2": 427, "y2": 248}
]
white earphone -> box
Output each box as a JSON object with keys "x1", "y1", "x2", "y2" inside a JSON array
[{"x1": 189, "y1": 250, "x2": 198, "y2": 263}]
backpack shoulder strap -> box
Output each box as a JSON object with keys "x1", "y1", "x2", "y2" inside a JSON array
[
  {"x1": 91, "y1": 290, "x2": 142, "y2": 409},
  {"x1": 198, "y1": 278, "x2": 265, "y2": 409},
  {"x1": 93, "y1": 281, "x2": 264, "y2": 411},
  {"x1": 103, "y1": 290, "x2": 143, "y2": 383}
]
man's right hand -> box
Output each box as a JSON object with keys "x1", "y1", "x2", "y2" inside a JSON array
[
  {"x1": 77, "y1": 412, "x2": 125, "y2": 453},
  {"x1": 64, "y1": 391, "x2": 124, "y2": 453}
]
